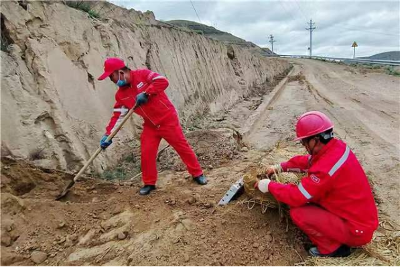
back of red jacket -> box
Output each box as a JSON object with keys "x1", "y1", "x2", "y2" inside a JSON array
[{"x1": 269, "y1": 138, "x2": 379, "y2": 235}]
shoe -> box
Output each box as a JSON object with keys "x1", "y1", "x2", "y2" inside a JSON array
[
  {"x1": 139, "y1": 185, "x2": 156, "y2": 195},
  {"x1": 193, "y1": 174, "x2": 207, "y2": 185},
  {"x1": 309, "y1": 245, "x2": 351, "y2": 257}
]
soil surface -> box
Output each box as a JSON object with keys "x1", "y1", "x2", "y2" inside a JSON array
[{"x1": 1, "y1": 59, "x2": 399, "y2": 266}]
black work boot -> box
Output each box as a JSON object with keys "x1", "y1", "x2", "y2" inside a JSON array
[
  {"x1": 309, "y1": 245, "x2": 351, "y2": 257},
  {"x1": 193, "y1": 174, "x2": 208, "y2": 185},
  {"x1": 139, "y1": 185, "x2": 156, "y2": 195}
]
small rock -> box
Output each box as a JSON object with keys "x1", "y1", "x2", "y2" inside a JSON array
[
  {"x1": 68, "y1": 234, "x2": 78, "y2": 241},
  {"x1": 184, "y1": 254, "x2": 190, "y2": 262},
  {"x1": 253, "y1": 242, "x2": 259, "y2": 248},
  {"x1": 181, "y1": 219, "x2": 195, "y2": 231},
  {"x1": 117, "y1": 232, "x2": 126, "y2": 240},
  {"x1": 57, "y1": 237, "x2": 66, "y2": 244},
  {"x1": 186, "y1": 196, "x2": 197, "y2": 205},
  {"x1": 1, "y1": 231, "x2": 12, "y2": 247},
  {"x1": 134, "y1": 204, "x2": 140, "y2": 209},
  {"x1": 266, "y1": 234, "x2": 273, "y2": 243},
  {"x1": 57, "y1": 221, "x2": 66, "y2": 229},
  {"x1": 112, "y1": 207, "x2": 122, "y2": 215},
  {"x1": 208, "y1": 165, "x2": 214, "y2": 169},
  {"x1": 2, "y1": 219, "x2": 14, "y2": 232},
  {"x1": 200, "y1": 218, "x2": 204, "y2": 222},
  {"x1": 92, "y1": 197, "x2": 100, "y2": 203},
  {"x1": 241, "y1": 147, "x2": 249, "y2": 152},
  {"x1": 258, "y1": 245, "x2": 265, "y2": 252},
  {"x1": 154, "y1": 219, "x2": 160, "y2": 223},
  {"x1": 204, "y1": 202, "x2": 212, "y2": 208},
  {"x1": 31, "y1": 251, "x2": 47, "y2": 264}
]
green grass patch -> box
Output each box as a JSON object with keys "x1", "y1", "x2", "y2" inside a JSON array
[
  {"x1": 65, "y1": 1, "x2": 100, "y2": 19},
  {"x1": 102, "y1": 167, "x2": 128, "y2": 181},
  {"x1": 385, "y1": 66, "x2": 400, "y2": 77}
]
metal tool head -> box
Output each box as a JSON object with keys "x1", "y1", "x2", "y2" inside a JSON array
[
  {"x1": 55, "y1": 180, "x2": 75, "y2": 200},
  {"x1": 218, "y1": 177, "x2": 244, "y2": 205}
]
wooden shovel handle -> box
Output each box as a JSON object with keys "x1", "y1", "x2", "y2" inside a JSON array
[{"x1": 72, "y1": 105, "x2": 138, "y2": 182}]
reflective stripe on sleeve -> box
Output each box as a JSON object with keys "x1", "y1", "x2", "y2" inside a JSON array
[
  {"x1": 328, "y1": 146, "x2": 350, "y2": 176},
  {"x1": 298, "y1": 182, "x2": 312, "y2": 200},
  {"x1": 152, "y1": 75, "x2": 166, "y2": 80}
]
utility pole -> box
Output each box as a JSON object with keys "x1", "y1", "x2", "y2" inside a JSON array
[
  {"x1": 306, "y1": 19, "x2": 316, "y2": 58},
  {"x1": 269, "y1": 34, "x2": 276, "y2": 53}
]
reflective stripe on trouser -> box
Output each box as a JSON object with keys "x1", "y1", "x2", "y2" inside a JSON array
[
  {"x1": 290, "y1": 205, "x2": 373, "y2": 254},
  {"x1": 140, "y1": 115, "x2": 203, "y2": 185}
]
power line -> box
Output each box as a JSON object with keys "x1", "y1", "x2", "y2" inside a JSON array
[
  {"x1": 277, "y1": 0, "x2": 298, "y2": 23},
  {"x1": 189, "y1": 0, "x2": 202, "y2": 24},
  {"x1": 293, "y1": 0, "x2": 308, "y2": 22}
]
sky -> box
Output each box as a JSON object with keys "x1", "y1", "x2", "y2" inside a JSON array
[{"x1": 109, "y1": 0, "x2": 400, "y2": 58}]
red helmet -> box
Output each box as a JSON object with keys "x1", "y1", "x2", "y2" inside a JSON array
[
  {"x1": 295, "y1": 111, "x2": 334, "y2": 141},
  {"x1": 98, "y1": 58, "x2": 126, "y2": 80}
]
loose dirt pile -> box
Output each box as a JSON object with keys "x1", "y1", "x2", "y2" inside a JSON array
[{"x1": 158, "y1": 128, "x2": 243, "y2": 172}]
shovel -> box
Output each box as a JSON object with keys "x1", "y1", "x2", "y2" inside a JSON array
[{"x1": 56, "y1": 105, "x2": 138, "y2": 200}]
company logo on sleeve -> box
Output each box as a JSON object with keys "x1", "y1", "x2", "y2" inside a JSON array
[
  {"x1": 310, "y1": 174, "x2": 320, "y2": 183},
  {"x1": 137, "y1": 82, "x2": 144, "y2": 89}
]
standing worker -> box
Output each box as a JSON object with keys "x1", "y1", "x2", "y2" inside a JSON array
[
  {"x1": 256, "y1": 111, "x2": 378, "y2": 257},
  {"x1": 98, "y1": 58, "x2": 207, "y2": 195}
]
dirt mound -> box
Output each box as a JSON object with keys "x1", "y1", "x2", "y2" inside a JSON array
[
  {"x1": 158, "y1": 128, "x2": 243, "y2": 172},
  {"x1": 1, "y1": 157, "x2": 73, "y2": 196}
]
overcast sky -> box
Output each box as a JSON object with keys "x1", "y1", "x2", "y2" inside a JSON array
[{"x1": 109, "y1": 0, "x2": 399, "y2": 58}]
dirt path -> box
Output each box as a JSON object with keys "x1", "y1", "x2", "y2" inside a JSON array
[{"x1": 237, "y1": 59, "x2": 399, "y2": 225}]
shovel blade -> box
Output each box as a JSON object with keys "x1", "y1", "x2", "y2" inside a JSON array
[{"x1": 55, "y1": 180, "x2": 75, "y2": 200}]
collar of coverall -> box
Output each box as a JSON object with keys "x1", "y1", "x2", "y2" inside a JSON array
[{"x1": 308, "y1": 137, "x2": 338, "y2": 163}]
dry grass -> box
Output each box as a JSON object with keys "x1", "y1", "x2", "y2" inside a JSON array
[{"x1": 298, "y1": 227, "x2": 400, "y2": 266}]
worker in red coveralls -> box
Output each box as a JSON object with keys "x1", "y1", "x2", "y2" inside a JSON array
[
  {"x1": 97, "y1": 58, "x2": 207, "y2": 195},
  {"x1": 255, "y1": 111, "x2": 378, "y2": 257}
]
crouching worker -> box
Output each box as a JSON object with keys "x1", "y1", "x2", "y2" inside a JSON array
[
  {"x1": 255, "y1": 111, "x2": 378, "y2": 257},
  {"x1": 97, "y1": 58, "x2": 207, "y2": 195}
]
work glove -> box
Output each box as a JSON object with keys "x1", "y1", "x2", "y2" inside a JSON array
[
  {"x1": 255, "y1": 179, "x2": 271, "y2": 193},
  {"x1": 265, "y1": 164, "x2": 282, "y2": 178},
  {"x1": 100, "y1": 135, "x2": 112, "y2": 149},
  {"x1": 135, "y1": 92, "x2": 149, "y2": 106}
]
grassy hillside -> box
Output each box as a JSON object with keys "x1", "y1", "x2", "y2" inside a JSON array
[
  {"x1": 165, "y1": 20, "x2": 274, "y2": 56},
  {"x1": 367, "y1": 51, "x2": 400, "y2": 61}
]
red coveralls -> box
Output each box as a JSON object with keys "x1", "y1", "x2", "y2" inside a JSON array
[
  {"x1": 268, "y1": 138, "x2": 378, "y2": 254},
  {"x1": 105, "y1": 69, "x2": 203, "y2": 185}
]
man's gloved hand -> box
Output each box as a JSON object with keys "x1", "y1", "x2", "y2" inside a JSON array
[
  {"x1": 255, "y1": 179, "x2": 271, "y2": 193},
  {"x1": 100, "y1": 135, "x2": 112, "y2": 149},
  {"x1": 265, "y1": 164, "x2": 282, "y2": 178},
  {"x1": 136, "y1": 92, "x2": 149, "y2": 106}
]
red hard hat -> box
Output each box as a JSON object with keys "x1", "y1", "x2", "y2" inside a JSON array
[
  {"x1": 98, "y1": 58, "x2": 126, "y2": 80},
  {"x1": 295, "y1": 111, "x2": 334, "y2": 141}
]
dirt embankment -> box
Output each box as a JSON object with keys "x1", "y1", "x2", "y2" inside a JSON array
[{"x1": 1, "y1": 0, "x2": 289, "y2": 174}]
